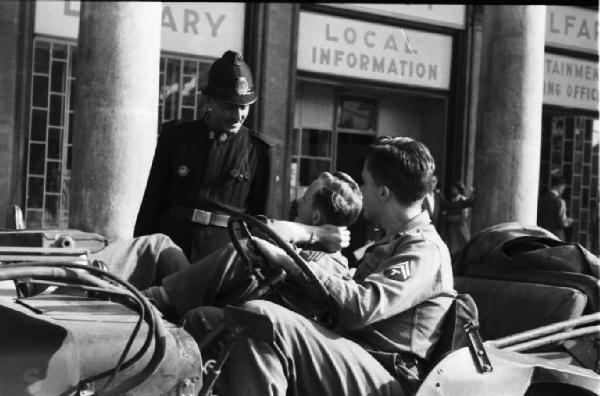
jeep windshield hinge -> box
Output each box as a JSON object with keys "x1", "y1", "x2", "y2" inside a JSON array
[{"x1": 465, "y1": 320, "x2": 493, "y2": 374}]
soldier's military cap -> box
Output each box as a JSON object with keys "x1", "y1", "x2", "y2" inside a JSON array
[{"x1": 203, "y1": 50, "x2": 257, "y2": 106}]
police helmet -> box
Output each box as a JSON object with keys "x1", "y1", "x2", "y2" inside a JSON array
[{"x1": 203, "y1": 50, "x2": 257, "y2": 106}]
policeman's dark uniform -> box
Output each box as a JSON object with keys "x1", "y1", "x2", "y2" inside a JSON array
[{"x1": 134, "y1": 51, "x2": 273, "y2": 261}]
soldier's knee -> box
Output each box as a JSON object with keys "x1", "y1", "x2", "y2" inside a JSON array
[
  {"x1": 239, "y1": 300, "x2": 292, "y2": 324},
  {"x1": 146, "y1": 233, "x2": 182, "y2": 251}
]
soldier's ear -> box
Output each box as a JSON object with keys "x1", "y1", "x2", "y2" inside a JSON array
[{"x1": 379, "y1": 185, "x2": 391, "y2": 202}]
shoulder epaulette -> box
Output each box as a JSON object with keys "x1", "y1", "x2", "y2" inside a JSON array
[
  {"x1": 158, "y1": 119, "x2": 187, "y2": 135},
  {"x1": 249, "y1": 130, "x2": 275, "y2": 147}
]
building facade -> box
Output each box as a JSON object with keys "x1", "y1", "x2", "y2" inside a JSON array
[
  {"x1": 541, "y1": 6, "x2": 599, "y2": 251},
  {"x1": 0, "y1": 2, "x2": 598, "y2": 253}
]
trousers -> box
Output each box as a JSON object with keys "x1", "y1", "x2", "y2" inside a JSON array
[
  {"x1": 89, "y1": 233, "x2": 190, "y2": 290},
  {"x1": 184, "y1": 300, "x2": 405, "y2": 396}
]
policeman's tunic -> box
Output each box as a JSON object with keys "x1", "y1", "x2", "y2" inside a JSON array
[{"x1": 134, "y1": 119, "x2": 273, "y2": 261}]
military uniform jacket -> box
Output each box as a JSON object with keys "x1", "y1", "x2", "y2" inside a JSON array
[
  {"x1": 308, "y1": 211, "x2": 456, "y2": 361},
  {"x1": 134, "y1": 119, "x2": 273, "y2": 240}
]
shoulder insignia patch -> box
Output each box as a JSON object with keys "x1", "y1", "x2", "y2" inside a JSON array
[
  {"x1": 384, "y1": 261, "x2": 411, "y2": 281},
  {"x1": 300, "y1": 250, "x2": 325, "y2": 262}
]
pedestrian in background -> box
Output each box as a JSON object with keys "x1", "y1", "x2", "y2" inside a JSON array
[
  {"x1": 423, "y1": 175, "x2": 474, "y2": 247},
  {"x1": 537, "y1": 175, "x2": 574, "y2": 241},
  {"x1": 443, "y1": 180, "x2": 471, "y2": 255},
  {"x1": 134, "y1": 50, "x2": 273, "y2": 261}
]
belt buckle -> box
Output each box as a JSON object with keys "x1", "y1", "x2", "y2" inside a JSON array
[{"x1": 192, "y1": 209, "x2": 211, "y2": 225}]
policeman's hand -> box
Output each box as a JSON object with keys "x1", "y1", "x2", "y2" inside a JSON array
[
  {"x1": 250, "y1": 237, "x2": 302, "y2": 276},
  {"x1": 314, "y1": 225, "x2": 350, "y2": 252}
]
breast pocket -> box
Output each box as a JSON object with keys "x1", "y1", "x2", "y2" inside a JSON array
[
  {"x1": 221, "y1": 162, "x2": 256, "y2": 205},
  {"x1": 229, "y1": 166, "x2": 250, "y2": 182}
]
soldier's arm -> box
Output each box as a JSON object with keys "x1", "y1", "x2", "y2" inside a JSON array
[
  {"x1": 267, "y1": 220, "x2": 350, "y2": 252},
  {"x1": 134, "y1": 132, "x2": 172, "y2": 237},
  {"x1": 252, "y1": 235, "x2": 451, "y2": 330},
  {"x1": 306, "y1": 239, "x2": 452, "y2": 330}
]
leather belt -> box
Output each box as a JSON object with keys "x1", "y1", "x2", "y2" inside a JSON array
[
  {"x1": 191, "y1": 209, "x2": 230, "y2": 227},
  {"x1": 168, "y1": 206, "x2": 230, "y2": 228}
]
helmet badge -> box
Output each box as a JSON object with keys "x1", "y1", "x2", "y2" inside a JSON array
[{"x1": 235, "y1": 77, "x2": 250, "y2": 96}]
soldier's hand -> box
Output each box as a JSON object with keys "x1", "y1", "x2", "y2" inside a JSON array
[
  {"x1": 315, "y1": 225, "x2": 351, "y2": 252},
  {"x1": 250, "y1": 237, "x2": 301, "y2": 276}
]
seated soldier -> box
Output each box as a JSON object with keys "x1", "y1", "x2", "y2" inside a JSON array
[
  {"x1": 184, "y1": 137, "x2": 456, "y2": 396},
  {"x1": 88, "y1": 233, "x2": 191, "y2": 290},
  {"x1": 141, "y1": 171, "x2": 362, "y2": 320}
]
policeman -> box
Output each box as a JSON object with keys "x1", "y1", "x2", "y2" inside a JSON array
[{"x1": 134, "y1": 50, "x2": 273, "y2": 261}]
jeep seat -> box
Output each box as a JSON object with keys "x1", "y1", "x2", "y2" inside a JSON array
[{"x1": 454, "y1": 276, "x2": 587, "y2": 341}]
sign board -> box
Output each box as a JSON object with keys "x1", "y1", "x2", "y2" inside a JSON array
[
  {"x1": 321, "y1": 4, "x2": 466, "y2": 30},
  {"x1": 34, "y1": 1, "x2": 246, "y2": 57},
  {"x1": 544, "y1": 53, "x2": 598, "y2": 111},
  {"x1": 297, "y1": 11, "x2": 453, "y2": 90},
  {"x1": 545, "y1": 6, "x2": 598, "y2": 55}
]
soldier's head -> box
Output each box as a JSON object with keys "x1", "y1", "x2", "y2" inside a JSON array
[
  {"x1": 294, "y1": 172, "x2": 363, "y2": 227},
  {"x1": 202, "y1": 50, "x2": 256, "y2": 135},
  {"x1": 361, "y1": 136, "x2": 435, "y2": 222}
]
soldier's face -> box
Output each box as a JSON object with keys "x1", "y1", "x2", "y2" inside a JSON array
[
  {"x1": 295, "y1": 179, "x2": 323, "y2": 225},
  {"x1": 209, "y1": 99, "x2": 250, "y2": 134}
]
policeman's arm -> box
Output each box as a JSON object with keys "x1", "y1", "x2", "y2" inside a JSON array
[
  {"x1": 307, "y1": 239, "x2": 452, "y2": 330},
  {"x1": 247, "y1": 138, "x2": 273, "y2": 216},
  {"x1": 134, "y1": 134, "x2": 171, "y2": 237}
]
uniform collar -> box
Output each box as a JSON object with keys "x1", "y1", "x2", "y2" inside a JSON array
[
  {"x1": 383, "y1": 210, "x2": 432, "y2": 241},
  {"x1": 201, "y1": 117, "x2": 236, "y2": 144},
  {"x1": 208, "y1": 130, "x2": 230, "y2": 144}
]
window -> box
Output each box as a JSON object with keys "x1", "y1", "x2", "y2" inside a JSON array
[
  {"x1": 291, "y1": 82, "x2": 378, "y2": 201},
  {"x1": 159, "y1": 56, "x2": 211, "y2": 124},
  {"x1": 26, "y1": 39, "x2": 76, "y2": 228},
  {"x1": 337, "y1": 96, "x2": 377, "y2": 132},
  {"x1": 25, "y1": 38, "x2": 212, "y2": 228},
  {"x1": 290, "y1": 128, "x2": 333, "y2": 200}
]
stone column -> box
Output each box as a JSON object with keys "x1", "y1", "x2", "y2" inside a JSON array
[
  {"x1": 70, "y1": 2, "x2": 162, "y2": 242},
  {"x1": 471, "y1": 5, "x2": 546, "y2": 234},
  {"x1": 251, "y1": 3, "x2": 297, "y2": 219},
  {"x1": 0, "y1": 1, "x2": 31, "y2": 227}
]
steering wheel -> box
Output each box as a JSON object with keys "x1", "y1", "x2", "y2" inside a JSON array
[{"x1": 209, "y1": 202, "x2": 339, "y2": 328}]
